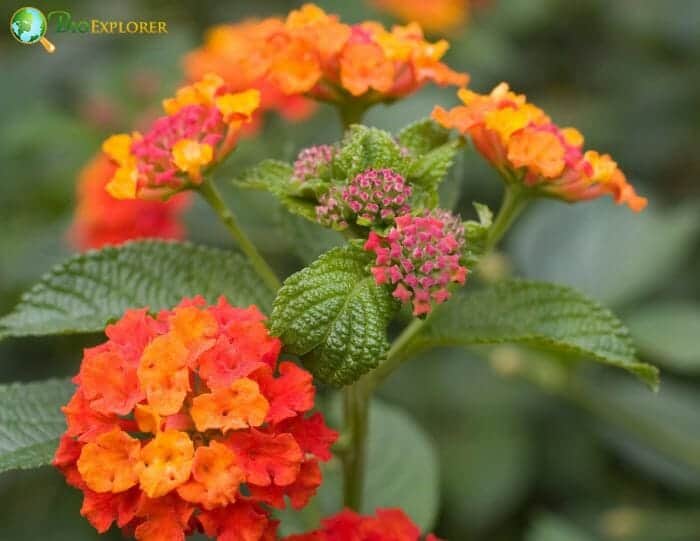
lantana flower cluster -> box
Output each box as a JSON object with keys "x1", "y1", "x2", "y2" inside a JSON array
[
  {"x1": 292, "y1": 144, "x2": 336, "y2": 182},
  {"x1": 284, "y1": 508, "x2": 441, "y2": 541},
  {"x1": 103, "y1": 74, "x2": 260, "y2": 200},
  {"x1": 433, "y1": 84, "x2": 647, "y2": 211},
  {"x1": 365, "y1": 211, "x2": 467, "y2": 316},
  {"x1": 187, "y1": 3, "x2": 467, "y2": 109},
  {"x1": 316, "y1": 168, "x2": 413, "y2": 230},
  {"x1": 53, "y1": 297, "x2": 338, "y2": 541},
  {"x1": 69, "y1": 152, "x2": 191, "y2": 250}
]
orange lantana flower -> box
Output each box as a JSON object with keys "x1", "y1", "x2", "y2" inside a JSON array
[
  {"x1": 77, "y1": 428, "x2": 142, "y2": 493},
  {"x1": 433, "y1": 84, "x2": 647, "y2": 211},
  {"x1": 53, "y1": 297, "x2": 338, "y2": 541},
  {"x1": 185, "y1": 19, "x2": 316, "y2": 128},
  {"x1": 371, "y1": 0, "x2": 470, "y2": 34},
  {"x1": 139, "y1": 430, "x2": 195, "y2": 498},
  {"x1": 103, "y1": 74, "x2": 260, "y2": 200},
  {"x1": 177, "y1": 441, "x2": 244, "y2": 509},
  {"x1": 190, "y1": 378, "x2": 270, "y2": 432}
]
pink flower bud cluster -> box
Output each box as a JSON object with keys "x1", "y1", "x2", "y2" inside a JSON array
[
  {"x1": 292, "y1": 144, "x2": 335, "y2": 182},
  {"x1": 364, "y1": 211, "x2": 467, "y2": 316},
  {"x1": 316, "y1": 168, "x2": 412, "y2": 230}
]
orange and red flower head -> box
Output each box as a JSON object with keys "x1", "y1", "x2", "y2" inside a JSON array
[
  {"x1": 102, "y1": 74, "x2": 260, "y2": 200},
  {"x1": 188, "y1": 4, "x2": 467, "y2": 113},
  {"x1": 185, "y1": 19, "x2": 316, "y2": 126},
  {"x1": 283, "y1": 507, "x2": 441, "y2": 541},
  {"x1": 433, "y1": 84, "x2": 647, "y2": 211},
  {"x1": 69, "y1": 152, "x2": 191, "y2": 250},
  {"x1": 271, "y1": 4, "x2": 468, "y2": 104},
  {"x1": 54, "y1": 297, "x2": 338, "y2": 541}
]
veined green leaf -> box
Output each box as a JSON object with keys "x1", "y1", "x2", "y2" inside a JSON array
[
  {"x1": 0, "y1": 240, "x2": 273, "y2": 340},
  {"x1": 396, "y1": 118, "x2": 450, "y2": 156},
  {"x1": 400, "y1": 280, "x2": 658, "y2": 388},
  {"x1": 270, "y1": 244, "x2": 397, "y2": 386},
  {"x1": 333, "y1": 125, "x2": 408, "y2": 180},
  {"x1": 0, "y1": 378, "x2": 72, "y2": 473}
]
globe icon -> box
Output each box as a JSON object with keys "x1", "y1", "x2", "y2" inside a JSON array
[{"x1": 10, "y1": 7, "x2": 46, "y2": 44}]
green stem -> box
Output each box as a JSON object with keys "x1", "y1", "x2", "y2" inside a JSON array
[
  {"x1": 485, "y1": 185, "x2": 531, "y2": 251},
  {"x1": 366, "y1": 318, "x2": 426, "y2": 391},
  {"x1": 198, "y1": 179, "x2": 281, "y2": 292},
  {"x1": 337, "y1": 102, "x2": 369, "y2": 132},
  {"x1": 342, "y1": 381, "x2": 370, "y2": 510}
]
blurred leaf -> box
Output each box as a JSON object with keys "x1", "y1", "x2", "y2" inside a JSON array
[
  {"x1": 0, "y1": 240, "x2": 273, "y2": 340},
  {"x1": 396, "y1": 118, "x2": 450, "y2": 156},
  {"x1": 273, "y1": 209, "x2": 344, "y2": 266},
  {"x1": 234, "y1": 159, "x2": 293, "y2": 193},
  {"x1": 400, "y1": 280, "x2": 659, "y2": 388},
  {"x1": 0, "y1": 378, "x2": 72, "y2": 473},
  {"x1": 464, "y1": 202, "x2": 494, "y2": 267},
  {"x1": 578, "y1": 376, "x2": 700, "y2": 490},
  {"x1": 626, "y1": 302, "x2": 700, "y2": 373},
  {"x1": 510, "y1": 200, "x2": 700, "y2": 306},
  {"x1": 407, "y1": 140, "x2": 460, "y2": 208},
  {"x1": 316, "y1": 398, "x2": 439, "y2": 532},
  {"x1": 270, "y1": 244, "x2": 396, "y2": 386},
  {"x1": 441, "y1": 411, "x2": 535, "y2": 533},
  {"x1": 527, "y1": 513, "x2": 598, "y2": 541}
]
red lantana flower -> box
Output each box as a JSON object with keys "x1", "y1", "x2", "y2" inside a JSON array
[
  {"x1": 54, "y1": 297, "x2": 338, "y2": 541},
  {"x1": 283, "y1": 508, "x2": 442, "y2": 541},
  {"x1": 69, "y1": 152, "x2": 191, "y2": 250}
]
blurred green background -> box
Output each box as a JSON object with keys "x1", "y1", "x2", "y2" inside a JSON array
[{"x1": 1, "y1": 0, "x2": 699, "y2": 539}]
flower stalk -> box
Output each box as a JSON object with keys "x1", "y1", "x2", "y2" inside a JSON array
[{"x1": 198, "y1": 179, "x2": 281, "y2": 292}]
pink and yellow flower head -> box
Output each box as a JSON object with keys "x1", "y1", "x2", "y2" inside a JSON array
[
  {"x1": 102, "y1": 74, "x2": 260, "y2": 200},
  {"x1": 365, "y1": 210, "x2": 467, "y2": 316},
  {"x1": 69, "y1": 152, "x2": 191, "y2": 250},
  {"x1": 433, "y1": 84, "x2": 648, "y2": 211},
  {"x1": 54, "y1": 297, "x2": 338, "y2": 541},
  {"x1": 283, "y1": 507, "x2": 442, "y2": 541}
]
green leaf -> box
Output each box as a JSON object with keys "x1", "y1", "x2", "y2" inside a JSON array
[
  {"x1": 312, "y1": 398, "x2": 439, "y2": 533},
  {"x1": 626, "y1": 302, "x2": 700, "y2": 373},
  {"x1": 527, "y1": 513, "x2": 598, "y2": 541},
  {"x1": 334, "y1": 125, "x2": 407, "y2": 180},
  {"x1": 406, "y1": 139, "x2": 460, "y2": 201},
  {"x1": 400, "y1": 280, "x2": 659, "y2": 389},
  {"x1": 0, "y1": 240, "x2": 273, "y2": 340},
  {"x1": 273, "y1": 209, "x2": 344, "y2": 266},
  {"x1": 510, "y1": 199, "x2": 700, "y2": 306},
  {"x1": 579, "y1": 375, "x2": 700, "y2": 490},
  {"x1": 270, "y1": 244, "x2": 396, "y2": 386},
  {"x1": 396, "y1": 118, "x2": 450, "y2": 156},
  {"x1": 464, "y1": 202, "x2": 493, "y2": 267},
  {"x1": 234, "y1": 159, "x2": 293, "y2": 194},
  {"x1": 0, "y1": 378, "x2": 72, "y2": 473}
]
